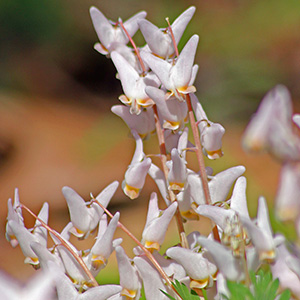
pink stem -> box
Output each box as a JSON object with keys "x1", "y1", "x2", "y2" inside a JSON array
[
  {"x1": 118, "y1": 19, "x2": 146, "y2": 73},
  {"x1": 21, "y1": 204, "x2": 99, "y2": 287},
  {"x1": 166, "y1": 17, "x2": 179, "y2": 58},
  {"x1": 92, "y1": 198, "x2": 183, "y2": 299}
]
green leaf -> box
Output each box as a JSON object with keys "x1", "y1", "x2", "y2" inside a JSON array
[
  {"x1": 160, "y1": 290, "x2": 176, "y2": 300},
  {"x1": 265, "y1": 278, "x2": 279, "y2": 300},
  {"x1": 278, "y1": 289, "x2": 291, "y2": 300},
  {"x1": 172, "y1": 280, "x2": 200, "y2": 300},
  {"x1": 160, "y1": 280, "x2": 201, "y2": 300},
  {"x1": 201, "y1": 288, "x2": 208, "y2": 300},
  {"x1": 227, "y1": 281, "x2": 255, "y2": 300}
]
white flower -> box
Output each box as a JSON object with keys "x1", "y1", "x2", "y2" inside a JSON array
[
  {"x1": 63, "y1": 181, "x2": 118, "y2": 238},
  {"x1": 141, "y1": 35, "x2": 199, "y2": 101},
  {"x1": 141, "y1": 193, "x2": 177, "y2": 251},
  {"x1": 138, "y1": 6, "x2": 196, "y2": 58},
  {"x1": 111, "y1": 51, "x2": 160, "y2": 115}
]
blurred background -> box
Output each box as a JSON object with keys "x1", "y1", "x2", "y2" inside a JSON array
[{"x1": 0, "y1": 0, "x2": 299, "y2": 284}]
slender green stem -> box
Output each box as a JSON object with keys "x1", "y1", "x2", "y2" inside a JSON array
[{"x1": 21, "y1": 203, "x2": 98, "y2": 287}]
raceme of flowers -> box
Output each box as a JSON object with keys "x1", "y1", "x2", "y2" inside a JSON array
[{"x1": 3, "y1": 5, "x2": 300, "y2": 300}]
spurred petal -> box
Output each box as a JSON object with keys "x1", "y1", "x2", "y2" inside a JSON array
[
  {"x1": 133, "y1": 256, "x2": 169, "y2": 300},
  {"x1": 195, "y1": 205, "x2": 235, "y2": 231},
  {"x1": 271, "y1": 243, "x2": 300, "y2": 298},
  {"x1": 168, "y1": 148, "x2": 187, "y2": 193},
  {"x1": 123, "y1": 157, "x2": 151, "y2": 199},
  {"x1": 140, "y1": 51, "x2": 172, "y2": 91},
  {"x1": 201, "y1": 122, "x2": 225, "y2": 159},
  {"x1": 170, "y1": 34, "x2": 199, "y2": 91},
  {"x1": 275, "y1": 163, "x2": 300, "y2": 221},
  {"x1": 166, "y1": 246, "x2": 217, "y2": 286},
  {"x1": 30, "y1": 242, "x2": 64, "y2": 272},
  {"x1": 63, "y1": 186, "x2": 90, "y2": 237},
  {"x1": 148, "y1": 163, "x2": 170, "y2": 206},
  {"x1": 116, "y1": 246, "x2": 141, "y2": 299},
  {"x1": 197, "y1": 236, "x2": 244, "y2": 281},
  {"x1": 146, "y1": 86, "x2": 188, "y2": 131},
  {"x1": 90, "y1": 212, "x2": 120, "y2": 271},
  {"x1": 239, "y1": 216, "x2": 275, "y2": 262},
  {"x1": 111, "y1": 51, "x2": 141, "y2": 99},
  {"x1": 7, "y1": 220, "x2": 40, "y2": 264},
  {"x1": 111, "y1": 105, "x2": 155, "y2": 139},
  {"x1": 172, "y1": 6, "x2": 196, "y2": 43},
  {"x1": 138, "y1": 19, "x2": 174, "y2": 58},
  {"x1": 209, "y1": 166, "x2": 246, "y2": 204},
  {"x1": 89, "y1": 181, "x2": 119, "y2": 231},
  {"x1": 142, "y1": 200, "x2": 177, "y2": 250},
  {"x1": 230, "y1": 176, "x2": 250, "y2": 220}
]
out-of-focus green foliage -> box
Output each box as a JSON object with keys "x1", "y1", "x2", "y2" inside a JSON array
[
  {"x1": 225, "y1": 269, "x2": 291, "y2": 300},
  {"x1": 0, "y1": 0, "x2": 67, "y2": 47},
  {"x1": 1, "y1": 0, "x2": 300, "y2": 119}
]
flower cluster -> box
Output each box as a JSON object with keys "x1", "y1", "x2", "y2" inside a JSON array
[{"x1": 3, "y1": 5, "x2": 300, "y2": 300}]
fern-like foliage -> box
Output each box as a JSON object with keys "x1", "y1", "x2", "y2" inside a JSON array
[
  {"x1": 160, "y1": 280, "x2": 201, "y2": 300},
  {"x1": 160, "y1": 270, "x2": 291, "y2": 300},
  {"x1": 224, "y1": 270, "x2": 291, "y2": 300}
]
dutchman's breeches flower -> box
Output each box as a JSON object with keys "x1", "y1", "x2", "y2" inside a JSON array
[
  {"x1": 115, "y1": 246, "x2": 141, "y2": 300},
  {"x1": 111, "y1": 51, "x2": 160, "y2": 115},
  {"x1": 141, "y1": 192, "x2": 178, "y2": 251},
  {"x1": 49, "y1": 261, "x2": 122, "y2": 300},
  {"x1": 133, "y1": 256, "x2": 171, "y2": 300},
  {"x1": 191, "y1": 93, "x2": 225, "y2": 159},
  {"x1": 62, "y1": 181, "x2": 118, "y2": 239},
  {"x1": 138, "y1": 6, "x2": 195, "y2": 59},
  {"x1": 5, "y1": 188, "x2": 24, "y2": 247},
  {"x1": 88, "y1": 212, "x2": 121, "y2": 274},
  {"x1": 141, "y1": 34, "x2": 199, "y2": 101},
  {"x1": 166, "y1": 246, "x2": 217, "y2": 289},
  {"x1": 146, "y1": 86, "x2": 188, "y2": 131},
  {"x1": 242, "y1": 84, "x2": 300, "y2": 161},
  {"x1": 111, "y1": 105, "x2": 155, "y2": 139},
  {"x1": 123, "y1": 130, "x2": 151, "y2": 199},
  {"x1": 6, "y1": 202, "x2": 49, "y2": 267},
  {"x1": 275, "y1": 162, "x2": 300, "y2": 221},
  {"x1": 167, "y1": 148, "x2": 187, "y2": 193},
  {"x1": 90, "y1": 6, "x2": 146, "y2": 55},
  {"x1": 197, "y1": 236, "x2": 245, "y2": 282}
]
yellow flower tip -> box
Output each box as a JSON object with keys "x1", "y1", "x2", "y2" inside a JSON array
[
  {"x1": 144, "y1": 240, "x2": 160, "y2": 252},
  {"x1": 165, "y1": 91, "x2": 174, "y2": 99},
  {"x1": 190, "y1": 277, "x2": 209, "y2": 289},
  {"x1": 181, "y1": 210, "x2": 200, "y2": 221},
  {"x1": 168, "y1": 182, "x2": 185, "y2": 193},
  {"x1": 259, "y1": 249, "x2": 276, "y2": 263},
  {"x1": 124, "y1": 184, "x2": 140, "y2": 200},
  {"x1": 163, "y1": 120, "x2": 180, "y2": 131},
  {"x1": 139, "y1": 132, "x2": 148, "y2": 140},
  {"x1": 178, "y1": 85, "x2": 196, "y2": 95},
  {"x1": 137, "y1": 98, "x2": 154, "y2": 107},
  {"x1": 91, "y1": 254, "x2": 106, "y2": 269},
  {"x1": 121, "y1": 288, "x2": 137, "y2": 299},
  {"x1": 24, "y1": 256, "x2": 40, "y2": 269},
  {"x1": 119, "y1": 94, "x2": 131, "y2": 105},
  {"x1": 206, "y1": 149, "x2": 223, "y2": 160}
]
